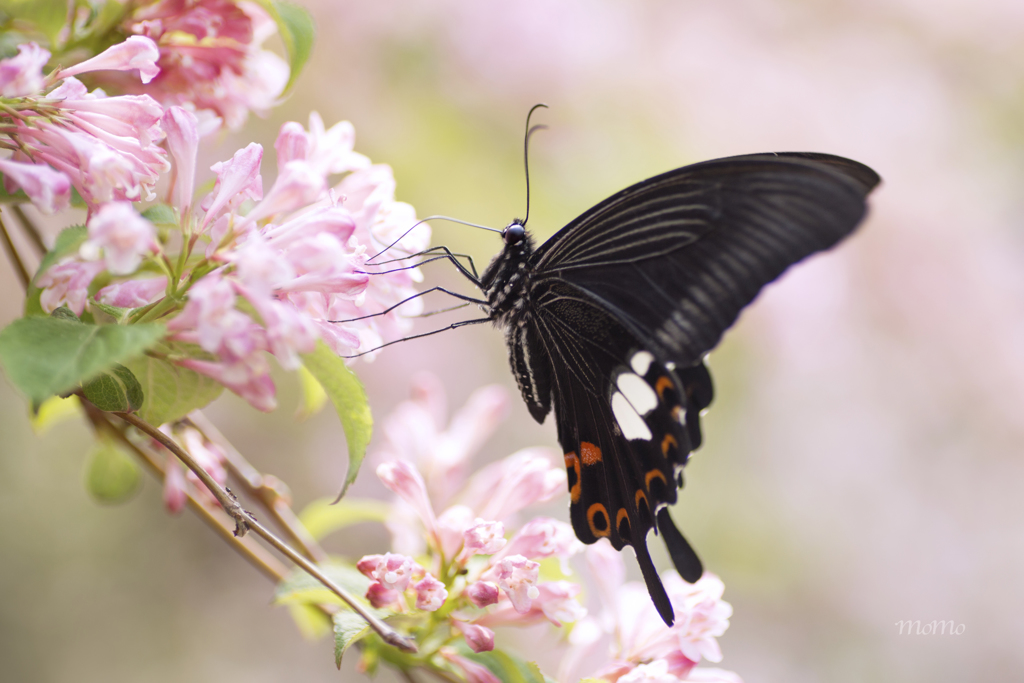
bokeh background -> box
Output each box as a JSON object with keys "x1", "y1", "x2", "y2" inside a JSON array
[{"x1": 3, "y1": 0, "x2": 1024, "y2": 681}]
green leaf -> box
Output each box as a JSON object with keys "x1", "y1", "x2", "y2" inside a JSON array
[
  {"x1": 333, "y1": 611, "x2": 371, "y2": 669},
  {"x1": 0, "y1": 317, "x2": 166, "y2": 402},
  {"x1": 269, "y1": 0, "x2": 315, "y2": 94},
  {"x1": 33, "y1": 225, "x2": 87, "y2": 284},
  {"x1": 301, "y1": 341, "x2": 372, "y2": 501},
  {"x1": 462, "y1": 648, "x2": 549, "y2": 683},
  {"x1": 121, "y1": 340, "x2": 224, "y2": 426},
  {"x1": 82, "y1": 363, "x2": 144, "y2": 412},
  {"x1": 295, "y1": 364, "x2": 328, "y2": 420},
  {"x1": 30, "y1": 394, "x2": 81, "y2": 434},
  {"x1": 90, "y1": 301, "x2": 132, "y2": 324},
  {"x1": 85, "y1": 437, "x2": 141, "y2": 503},
  {"x1": 0, "y1": 0, "x2": 68, "y2": 45},
  {"x1": 274, "y1": 562, "x2": 372, "y2": 608},
  {"x1": 50, "y1": 305, "x2": 80, "y2": 322},
  {"x1": 298, "y1": 497, "x2": 391, "y2": 541},
  {"x1": 140, "y1": 203, "x2": 177, "y2": 227}
]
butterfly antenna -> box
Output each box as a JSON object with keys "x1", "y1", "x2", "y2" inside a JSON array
[
  {"x1": 522, "y1": 103, "x2": 549, "y2": 226},
  {"x1": 369, "y1": 215, "x2": 500, "y2": 262}
]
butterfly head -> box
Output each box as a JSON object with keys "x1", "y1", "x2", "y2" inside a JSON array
[{"x1": 502, "y1": 220, "x2": 527, "y2": 246}]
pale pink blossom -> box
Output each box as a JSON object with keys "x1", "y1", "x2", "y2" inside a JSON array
[
  {"x1": 96, "y1": 277, "x2": 168, "y2": 309},
  {"x1": 464, "y1": 520, "x2": 507, "y2": 556},
  {"x1": 462, "y1": 448, "x2": 566, "y2": 523},
  {"x1": 163, "y1": 452, "x2": 188, "y2": 514},
  {"x1": 0, "y1": 157, "x2": 71, "y2": 214},
  {"x1": 617, "y1": 659, "x2": 677, "y2": 683},
  {"x1": 497, "y1": 517, "x2": 580, "y2": 566},
  {"x1": 36, "y1": 260, "x2": 106, "y2": 315},
  {"x1": 466, "y1": 581, "x2": 500, "y2": 608},
  {"x1": 436, "y1": 505, "x2": 477, "y2": 559},
  {"x1": 82, "y1": 202, "x2": 158, "y2": 274},
  {"x1": 487, "y1": 555, "x2": 540, "y2": 614},
  {"x1": 0, "y1": 42, "x2": 50, "y2": 97},
  {"x1": 414, "y1": 574, "x2": 448, "y2": 611},
  {"x1": 454, "y1": 621, "x2": 495, "y2": 653},
  {"x1": 59, "y1": 36, "x2": 161, "y2": 83},
  {"x1": 162, "y1": 106, "x2": 199, "y2": 215},
  {"x1": 241, "y1": 160, "x2": 325, "y2": 227},
  {"x1": 177, "y1": 355, "x2": 276, "y2": 412},
  {"x1": 275, "y1": 112, "x2": 370, "y2": 176},
  {"x1": 365, "y1": 581, "x2": 399, "y2": 609},
  {"x1": 477, "y1": 581, "x2": 586, "y2": 628},
  {"x1": 200, "y1": 142, "x2": 263, "y2": 232},
  {"x1": 440, "y1": 648, "x2": 501, "y2": 683},
  {"x1": 236, "y1": 287, "x2": 317, "y2": 370},
  {"x1": 357, "y1": 552, "x2": 420, "y2": 592},
  {"x1": 178, "y1": 425, "x2": 227, "y2": 506},
  {"x1": 377, "y1": 461, "x2": 438, "y2": 536}
]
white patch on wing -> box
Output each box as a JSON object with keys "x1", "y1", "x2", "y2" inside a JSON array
[
  {"x1": 612, "y1": 391, "x2": 652, "y2": 441},
  {"x1": 616, "y1": 372, "x2": 658, "y2": 415},
  {"x1": 630, "y1": 350, "x2": 654, "y2": 376}
]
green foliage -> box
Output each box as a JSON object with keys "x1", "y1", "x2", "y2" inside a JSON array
[
  {"x1": 257, "y1": 0, "x2": 315, "y2": 95},
  {"x1": 300, "y1": 341, "x2": 373, "y2": 500},
  {"x1": 140, "y1": 203, "x2": 178, "y2": 227},
  {"x1": 0, "y1": 315, "x2": 165, "y2": 402},
  {"x1": 81, "y1": 363, "x2": 144, "y2": 412},
  {"x1": 333, "y1": 611, "x2": 371, "y2": 669},
  {"x1": 298, "y1": 497, "x2": 390, "y2": 541},
  {"x1": 0, "y1": 0, "x2": 69, "y2": 46},
  {"x1": 121, "y1": 340, "x2": 224, "y2": 426},
  {"x1": 275, "y1": 561, "x2": 372, "y2": 608},
  {"x1": 84, "y1": 436, "x2": 141, "y2": 503},
  {"x1": 463, "y1": 648, "x2": 551, "y2": 683},
  {"x1": 295, "y1": 364, "x2": 328, "y2": 420},
  {"x1": 288, "y1": 603, "x2": 333, "y2": 640}
]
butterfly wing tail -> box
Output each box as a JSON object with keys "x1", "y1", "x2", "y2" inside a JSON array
[
  {"x1": 657, "y1": 507, "x2": 704, "y2": 583},
  {"x1": 633, "y1": 534, "x2": 676, "y2": 626}
]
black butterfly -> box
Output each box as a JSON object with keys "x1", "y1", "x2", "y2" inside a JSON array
[{"x1": 475, "y1": 152, "x2": 880, "y2": 626}]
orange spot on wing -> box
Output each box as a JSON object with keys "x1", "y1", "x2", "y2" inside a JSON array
[
  {"x1": 635, "y1": 489, "x2": 649, "y2": 511},
  {"x1": 645, "y1": 468, "x2": 668, "y2": 490},
  {"x1": 616, "y1": 508, "x2": 630, "y2": 533},
  {"x1": 655, "y1": 376, "x2": 674, "y2": 398},
  {"x1": 564, "y1": 452, "x2": 582, "y2": 503},
  {"x1": 661, "y1": 434, "x2": 678, "y2": 455},
  {"x1": 587, "y1": 503, "x2": 611, "y2": 537},
  {"x1": 580, "y1": 441, "x2": 602, "y2": 465}
]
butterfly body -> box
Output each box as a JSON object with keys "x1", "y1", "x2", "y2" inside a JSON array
[{"x1": 476, "y1": 152, "x2": 880, "y2": 625}]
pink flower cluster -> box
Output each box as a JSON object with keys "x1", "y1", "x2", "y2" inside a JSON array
[
  {"x1": 358, "y1": 376, "x2": 583, "y2": 669},
  {"x1": 0, "y1": 40, "x2": 167, "y2": 213},
  {"x1": 123, "y1": 0, "x2": 288, "y2": 129},
  {"x1": 161, "y1": 424, "x2": 228, "y2": 513}
]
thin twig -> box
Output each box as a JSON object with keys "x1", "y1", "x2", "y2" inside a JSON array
[
  {"x1": 12, "y1": 204, "x2": 47, "y2": 256},
  {"x1": 0, "y1": 208, "x2": 30, "y2": 288},
  {"x1": 113, "y1": 410, "x2": 417, "y2": 654},
  {"x1": 80, "y1": 400, "x2": 289, "y2": 582},
  {"x1": 184, "y1": 411, "x2": 329, "y2": 564}
]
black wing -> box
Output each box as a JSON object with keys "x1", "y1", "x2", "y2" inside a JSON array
[
  {"x1": 515, "y1": 278, "x2": 711, "y2": 626},
  {"x1": 531, "y1": 153, "x2": 879, "y2": 367}
]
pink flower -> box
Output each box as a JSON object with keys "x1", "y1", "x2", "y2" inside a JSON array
[
  {"x1": 275, "y1": 112, "x2": 370, "y2": 177},
  {"x1": 59, "y1": 36, "x2": 161, "y2": 83},
  {"x1": 436, "y1": 505, "x2": 477, "y2": 559},
  {"x1": 477, "y1": 581, "x2": 586, "y2": 628},
  {"x1": 440, "y1": 649, "x2": 501, "y2": 683},
  {"x1": 200, "y1": 142, "x2": 264, "y2": 232},
  {"x1": 97, "y1": 277, "x2": 168, "y2": 308},
  {"x1": 162, "y1": 106, "x2": 199, "y2": 215},
  {"x1": 357, "y1": 552, "x2": 420, "y2": 592},
  {"x1": 455, "y1": 621, "x2": 495, "y2": 653},
  {"x1": 0, "y1": 42, "x2": 50, "y2": 97},
  {"x1": 365, "y1": 581, "x2": 399, "y2": 609},
  {"x1": 163, "y1": 452, "x2": 188, "y2": 514},
  {"x1": 617, "y1": 660, "x2": 677, "y2": 683},
  {"x1": 0, "y1": 158, "x2": 71, "y2": 214},
  {"x1": 82, "y1": 202, "x2": 158, "y2": 274},
  {"x1": 461, "y1": 448, "x2": 566, "y2": 523},
  {"x1": 36, "y1": 260, "x2": 106, "y2": 315},
  {"x1": 464, "y1": 520, "x2": 507, "y2": 556},
  {"x1": 497, "y1": 517, "x2": 580, "y2": 565},
  {"x1": 177, "y1": 355, "x2": 276, "y2": 412},
  {"x1": 414, "y1": 574, "x2": 448, "y2": 611},
  {"x1": 466, "y1": 581, "x2": 500, "y2": 608},
  {"x1": 488, "y1": 555, "x2": 540, "y2": 614},
  {"x1": 377, "y1": 461, "x2": 438, "y2": 537}
]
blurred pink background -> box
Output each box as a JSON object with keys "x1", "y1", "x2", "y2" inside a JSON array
[{"x1": 2, "y1": 1, "x2": 1023, "y2": 681}]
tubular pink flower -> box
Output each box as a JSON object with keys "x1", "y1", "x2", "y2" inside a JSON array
[
  {"x1": 464, "y1": 520, "x2": 507, "y2": 556},
  {"x1": 436, "y1": 505, "x2": 476, "y2": 559},
  {"x1": 59, "y1": 36, "x2": 161, "y2": 83},
  {"x1": 0, "y1": 158, "x2": 71, "y2": 214},
  {"x1": 163, "y1": 453, "x2": 188, "y2": 514},
  {"x1": 274, "y1": 121, "x2": 309, "y2": 171},
  {"x1": 83, "y1": 201, "x2": 158, "y2": 274},
  {"x1": 467, "y1": 581, "x2": 500, "y2": 608},
  {"x1": 617, "y1": 659, "x2": 677, "y2": 683},
  {"x1": 179, "y1": 425, "x2": 227, "y2": 507},
  {"x1": 162, "y1": 106, "x2": 199, "y2": 214},
  {"x1": 36, "y1": 260, "x2": 106, "y2": 315},
  {"x1": 477, "y1": 581, "x2": 585, "y2": 628},
  {"x1": 358, "y1": 552, "x2": 419, "y2": 592},
  {"x1": 241, "y1": 160, "x2": 325, "y2": 226},
  {"x1": 440, "y1": 649, "x2": 502, "y2": 683},
  {"x1": 97, "y1": 277, "x2": 168, "y2": 309},
  {"x1": 496, "y1": 517, "x2": 580, "y2": 564},
  {"x1": 365, "y1": 581, "x2": 399, "y2": 609},
  {"x1": 243, "y1": 293, "x2": 318, "y2": 370},
  {"x1": 201, "y1": 143, "x2": 263, "y2": 231},
  {"x1": 488, "y1": 555, "x2": 540, "y2": 614},
  {"x1": 413, "y1": 574, "x2": 448, "y2": 611},
  {"x1": 262, "y1": 205, "x2": 356, "y2": 249},
  {"x1": 463, "y1": 448, "x2": 566, "y2": 523},
  {"x1": 275, "y1": 112, "x2": 370, "y2": 177},
  {"x1": 377, "y1": 461, "x2": 437, "y2": 535},
  {"x1": 176, "y1": 355, "x2": 276, "y2": 412},
  {"x1": 454, "y1": 621, "x2": 495, "y2": 653},
  {"x1": 275, "y1": 234, "x2": 369, "y2": 296},
  {"x1": 0, "y1": 42, "x2": 50, "y2": 96}
]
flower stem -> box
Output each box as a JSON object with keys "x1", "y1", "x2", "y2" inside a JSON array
[
  {"x1": 0, "y1": 208, "x2": 30, "y2": 288},
  {"x1": 11, "y1": 204, "x2": 47, "y2": 256},
  {"x1": 113, "y1": 408, "x2": 418, "y2": 654}
]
